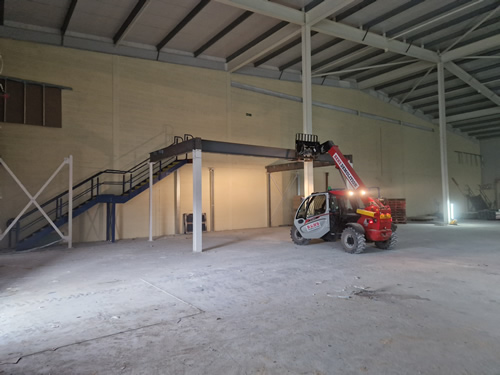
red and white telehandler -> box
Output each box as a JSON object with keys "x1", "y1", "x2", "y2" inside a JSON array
[{"x1": 291, "y1": 134, "x2": 397, "y2": 254}]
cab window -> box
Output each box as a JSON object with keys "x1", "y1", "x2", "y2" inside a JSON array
[{"x1": 306, "y1": 195, "x2": 327, "y2": 217}]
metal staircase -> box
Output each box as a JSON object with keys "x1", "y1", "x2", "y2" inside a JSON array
[{"x1": 7, "y1": 139, "x2": 191, "y2": 251}]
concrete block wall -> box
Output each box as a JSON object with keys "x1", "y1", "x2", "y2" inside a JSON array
[{"x1": 0, "y1": 39, "x2": 482, "y2": 247}]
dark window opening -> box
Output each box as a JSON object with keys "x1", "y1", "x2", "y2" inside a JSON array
[{"x1": 0, "y1": 77, "x2": 65, "y2": 128}]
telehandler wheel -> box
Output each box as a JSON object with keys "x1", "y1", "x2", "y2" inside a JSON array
[
  {"x1": 290, "y1": 226, "x2": 310, "y2": 246},
  {"x1": 341, "y1": 227, "x2": 366, "y2": 254},
  {"x1": 375, "y1": 232, "x2": 398, "y2": 250}
]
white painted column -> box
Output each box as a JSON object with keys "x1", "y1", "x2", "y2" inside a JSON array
[
  {"x1": 438, "y1": 63, "x2": 450, "y2": 225},
  {"x1": 302, "y1": 24, "x2": 314, "y2": 197},
  {"x1": 174, "y1": 169, "x2": 181, "y2": 234},
  {"x1": 192, "y1": 149, "x2": 202, "y2": 252},
  {"x1": 67, "y1": 155, "x2": 73, "y2": 249},
  {"x1": 149, "y1": 162, "x2": 154, "y2": 241}
]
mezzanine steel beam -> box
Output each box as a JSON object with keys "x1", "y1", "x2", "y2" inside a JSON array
[
  {"x1": 150, "y1": 138, "x2": 298, "y2": 162},
  {"x1": 266, "y1": 158, "x2": 339, "y2": 173}
]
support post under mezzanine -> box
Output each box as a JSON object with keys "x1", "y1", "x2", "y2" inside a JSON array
[
  {"x1": 192, "y1": 149, "x2": 202, "y2": 252},
  {"x1": 149, "y1": 162, "x2": 154, "y2": 242}
]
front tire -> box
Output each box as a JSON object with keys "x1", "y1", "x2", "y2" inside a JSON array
[
  {"x1": 341, "y1": 227, "x2": 366, "y2": 254},
  {"x1": 290, "y1": 226, "x2": 310, "y2": 246},
  {"x1": 375, "y1": 231, "x2": 398, "y2": 250}
]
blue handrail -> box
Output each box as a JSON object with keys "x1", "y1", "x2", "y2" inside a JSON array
[{"x1": 8, "y1": 134, "x2": 192, "y2": 248}]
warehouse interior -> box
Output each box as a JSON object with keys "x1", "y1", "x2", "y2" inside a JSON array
[{"x1": 1, "y1": 0, "x2": 499, "y2": 373}]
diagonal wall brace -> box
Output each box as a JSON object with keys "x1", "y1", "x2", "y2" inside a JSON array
[{"x1": 0, "y1": 156, "x2": 73, "y2": 248}]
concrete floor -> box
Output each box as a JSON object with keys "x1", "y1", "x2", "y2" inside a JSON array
[{"x1": 0, "y1": 221, "x2": 499, "y2": 375}]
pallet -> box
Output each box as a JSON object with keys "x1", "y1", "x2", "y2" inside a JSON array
[{"x1": 386, "y1": 198, "x2": 406, "y2": 224}]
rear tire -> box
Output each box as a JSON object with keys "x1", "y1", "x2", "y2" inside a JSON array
[
  {"x1": 290, "y1": 226, "x2": 310, "y2": 246},
  {"x1": 375, "y1": 232, "x2": 398, "y2": 250},
  {"x1": 341, "y1": 227, "x2": 366, "y2": 254}
]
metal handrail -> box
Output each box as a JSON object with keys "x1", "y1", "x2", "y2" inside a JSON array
[{"x1": 8, "y1": 135, "x2": 194, "y2": 247}]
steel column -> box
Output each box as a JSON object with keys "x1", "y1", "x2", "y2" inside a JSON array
[
  {"x1": 302, "y1": 24, "x2": 314, "y2": 197},
  {"x1": 67, "y1": 155, "x2": 73, "y2": 248},
  {"x1": 192, "y1": 149, "x2": 202, "y2": 252},
  {"x1": 148, "y1": 162, "x2": 153, "y2": 242},
  {"x1": 438, "y1": 63, "x2": 450, "y2": 225},
  {"x1": 174, "y1": 169, "x2": 181, "y2": 234},
  {"x1": 209, "y1": 168, "x2": 215, "y2": 231},
  {"x1": 267, "y1": 173, "x2": 271, "y2": 227}
]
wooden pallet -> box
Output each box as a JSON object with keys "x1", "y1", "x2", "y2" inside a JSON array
[{"x1": 386, "y1": 199, "x2": 406, "y2": 224}]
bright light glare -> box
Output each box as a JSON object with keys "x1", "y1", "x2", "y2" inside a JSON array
[
  {"x1": 348, "y1": 191, "x2": 354, "y2": 196},
  {"x1": 360, "y1": 190, "x2": 366, "y2": 195},
  {"x1": 450, "y1": 203, "x2": 455, "y2": 220}
]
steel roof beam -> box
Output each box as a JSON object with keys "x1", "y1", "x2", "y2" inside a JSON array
[
  {"x1": 227, "y1": 21, "x2": 289, "y2": 62},
  {"x1": 363, "y1": 0, "x2": 425, "y2": 30},
  {"x1": 451, "y1": 115, "x2": 500, "y2": 127},
  {"x1": 279, "y1": 37, "x2": 343, "y2": 71},
  {"x1": 476, "y1": 133, "x2": 500, "y2": 140},
  {"x1": 386, "y1": 0, "x2": 470, "y2": 38},
  {"x1": 426, "y1": 16, "x2": 500, "y2": 49},
  {"x1": 468, "y1": 127, "x2": 500, "y2": 136},
  {"x1": 114, "y1": 0, "x2": 152, "y2": 45},
  {"x1": 212, "y1": 0, "x2": 305, "y2": 25},
  {"x1": 334, "y1": 0, "x2": 377, "y2": 21},
  {"x1": 194, "y1": 11, "x2": 253, "y2": 57},
  {"x1": 445, "y1": 61, "x2": 500, "y2": 106},
  {"x1": 459, "y1": 123, "x2": 500, "y2": 132},
  {"x1": 306, "y1": 0, "x2": 355, "y2": 26},
  {"x1": 252, "y1": 0, "x2": 324, "y2": 67},
  {"x1": 428, "y1": 102, "x2": 497, "y2": 118},
  {"x1": 312, "y1": 19, "x2": 439, "y2": 63},
  {"x1": 404, "y1": 2, "x2": 497, "y2": 44},
  {"x1": 255, "y1": 0, "x2": 375, "y2": 68},
  {"x1": 433, "y1": 107, "x2": 500, "y2": 124},
  {"x1": 61, "y1": 0, "x2": 78, "y2": 40},
  {"x1": 156, "y1": 0, "x2": 210, "y2": 51},
  {"x1": 254, "y1": 35, "x2": 304, "y2": 67},
  {"x1": 442, "y1": 34, "x2": 500, "y2": 62},
  {"x1": 312, "y1": 45, "x2": 364, "y2": 72},
  {"x1": 358, "y1": 61, "x2": 435, "y2": 90},
  {"x1": 227, "y1": 23, "x2": 301, "y2": 72}
]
